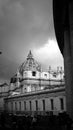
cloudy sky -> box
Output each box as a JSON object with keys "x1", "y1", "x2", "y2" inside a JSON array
[{"x1": 0, "y1": 0, "x2": 64, "y2": 83}]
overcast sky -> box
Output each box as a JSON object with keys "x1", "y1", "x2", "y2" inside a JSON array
[{"x1": 0, "y1": 0, "x2": 64, "y2": 83}]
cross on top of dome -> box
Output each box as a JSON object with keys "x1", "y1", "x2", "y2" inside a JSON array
[{"x1": 27, "y1": 50, "x2": 33, "y2": 59}]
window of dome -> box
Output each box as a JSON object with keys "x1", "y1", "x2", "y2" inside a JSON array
[
  {"x1": 44, "y1": 74, "x2": 47, "y2": 77},
  {"x1": 32, "y1": 71, "x2": 36, "y2": 76}
]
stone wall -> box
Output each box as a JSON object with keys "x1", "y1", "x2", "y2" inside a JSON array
[{"x1": 4, "y1": 87, "x2": 66, "y2": 115}]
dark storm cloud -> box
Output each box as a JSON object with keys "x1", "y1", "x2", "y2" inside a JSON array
[{"x1": 0, "y1": 0, "x2": 56, "y2": 82}]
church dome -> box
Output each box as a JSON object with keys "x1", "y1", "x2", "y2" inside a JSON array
[{"x1": 19, "y1": 50, "x2": 41, "y2": 74}]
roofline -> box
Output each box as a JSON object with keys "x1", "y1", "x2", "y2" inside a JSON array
[{"x1": 4, "y1": 86, "x2": 65, "y2": 100}]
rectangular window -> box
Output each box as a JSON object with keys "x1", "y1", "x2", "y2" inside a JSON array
[
  {"x1": 32, "y1": 71, "x2": 36, "y2": 76},
  {"x1": 35, "y1": 100, "x2": 38, "y2": 111},
  {"x1": 60, "y1": 98, "x2": 64, "y2": 110},
  {"x1": 24, "y1": 101, "x2": 26, "y2": 111},
  {"x1": 44, "y1": 74, "x2": 47, "y2": 77},
  {"x1": 19, "y1": 102, "x2": 21, "y2": 111},
  {"x1": 42, "y1": 100, "x2": 45, "y2": 111},
  {"x1": 51, "y1": 99, "x2": 54, "y2": 110},
  {"x1": 11, "y1": 102, "x2": 13, "y2": 112},
  {"x1": 29, "y1": 101, "x2": 32, "y2": 111},
  {"x1": 15, "y1": 102, "x2": 17, "y2": 111}
]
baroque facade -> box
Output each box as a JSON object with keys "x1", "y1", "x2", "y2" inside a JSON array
[
  {"x1": 4, "y1": 51, "x2": 65, "y2": 115},
  {"x1": 0, "y1": 83, "x2": 9, "y2": 111}
]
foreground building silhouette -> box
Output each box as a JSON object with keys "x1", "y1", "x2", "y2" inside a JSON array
[
  {"x1": 53, "y1": 0, "x2": 73, "y2": 120},
  {"x1": 2, "y1": 50, "x2": 65, "y2": 115}
]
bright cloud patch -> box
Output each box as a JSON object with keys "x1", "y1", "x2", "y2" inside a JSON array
[{"x1": 33, "y1": 39, "x2": 64, "y2": 69}]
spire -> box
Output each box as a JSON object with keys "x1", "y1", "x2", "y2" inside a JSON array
[
  {"x1": 27, "y1": 50, "x2": 33, "y2": 59},
  {"x1": 17, "y1": 69, "x2": 20, "y2": 78}
]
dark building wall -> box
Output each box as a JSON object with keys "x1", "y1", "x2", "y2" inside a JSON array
[{"x1": 53, "y1": 0, "x2": 73, "y2": 119}]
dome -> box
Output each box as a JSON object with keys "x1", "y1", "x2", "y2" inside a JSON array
[{"x1": 19, "y1": 50, "x2": 41, "y2": 74}]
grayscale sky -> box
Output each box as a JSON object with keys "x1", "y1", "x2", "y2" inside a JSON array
[{"x1": 0, "y1": 0, "x2": 64, "y2": 83}]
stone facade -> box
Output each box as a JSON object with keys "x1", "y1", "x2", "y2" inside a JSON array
[
  {"x1": 0, "y1": 83, "x2": 9, "y2": 111},
  {"x1": 9, "y1": 51, "x2": 64, "y2": 95},
  {"x1": 4, "y1": 51, "x2": 65, "y2": 115},
  {"x1": 5, "y1": 87, "x2": 66, "y2": 115}
]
